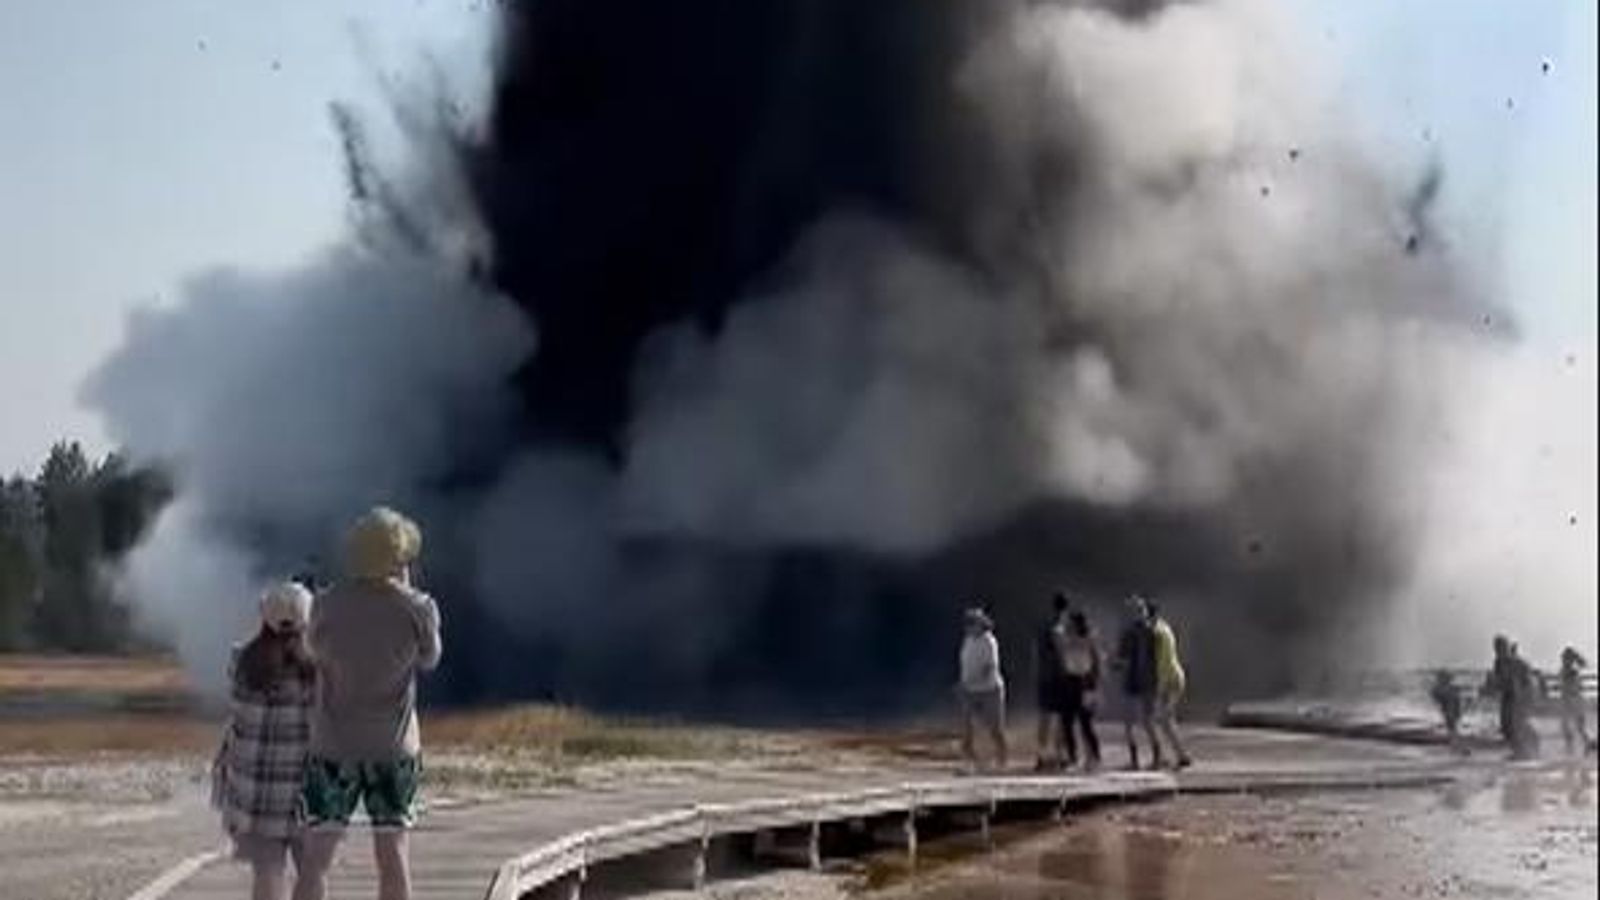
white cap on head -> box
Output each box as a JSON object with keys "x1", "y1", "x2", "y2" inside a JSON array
[{"x1": 260, "y1": 581, "x2": 313, "y2": 633}]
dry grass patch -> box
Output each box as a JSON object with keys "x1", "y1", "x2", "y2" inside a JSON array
[
  {"x1": 425, "y1": 704, "x2": 759, "y2": 762},
  {"x1": 0, "y1": 714, "x2": 217, "y2": 758},
  {"x1": 0, "y1": 655, "x2": 190, "y2": 695}
]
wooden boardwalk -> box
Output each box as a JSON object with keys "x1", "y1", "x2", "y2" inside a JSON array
[
  {"x1": 152, "y1": 724, "x2": 1484, "y2": 900},
  {"x1": 167, "y1": 764, "x2": 956, "y2": 900}
]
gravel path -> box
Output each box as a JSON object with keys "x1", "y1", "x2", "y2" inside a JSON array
[{"x1": 0, "y1": 759, "x2": 216, "y2": 900}]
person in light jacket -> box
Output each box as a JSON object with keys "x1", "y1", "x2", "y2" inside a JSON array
[
  {"x1": 294, "y1": 507, "x2": 442, "y2": 900},
  {"x1": 958, "y1": 606, "x2": 1008, "y2": 773}
]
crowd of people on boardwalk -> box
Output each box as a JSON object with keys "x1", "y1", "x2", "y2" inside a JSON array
[
  {"x1": 963, "y1": 596, "x2": 1597, "y2": 777},
  {"x1": 1436, "y1": 636, "x2": 1597, "y2": 761},
  {"x1": 205, "y1": 501, "x2": 1590, "y2": 898},
  {"x1": 957, "y1": 592, "x2": 1191, "y2": 774},
  {"x1": 211, "y1": 506, "x2": 442, "y2": 900}
]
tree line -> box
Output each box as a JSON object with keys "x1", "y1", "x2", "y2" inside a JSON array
[{"x1": 0, "y1": 441, "x2": 172, "y2": 652}]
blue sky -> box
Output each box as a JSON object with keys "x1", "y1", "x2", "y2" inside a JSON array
[
  {"x1": 1288, "y1": 0, "x2": 1597, "y2": 347},
  {"x1": 0, "y1": 0, "x2": 1594, "y2": 473},
  {"x1": 0, "y1": 0, "x2": 490, "y2": 472}
]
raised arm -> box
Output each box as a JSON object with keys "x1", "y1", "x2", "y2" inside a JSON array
[{"x1": 415, "y1": 594, "x2": 442, "y2": 672}]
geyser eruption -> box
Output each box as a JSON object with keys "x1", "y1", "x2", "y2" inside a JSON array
[{"x1": 89, "y1": 0, "x2": 1491, "y2": 713}]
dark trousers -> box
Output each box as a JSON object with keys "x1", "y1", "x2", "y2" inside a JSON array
[
  {"x1": 1500, "y1": 696, "x2": 1539, "y2": 759},
  {"x1": 1060, "y1": 676, "x2": 1100, "y2": 764}
]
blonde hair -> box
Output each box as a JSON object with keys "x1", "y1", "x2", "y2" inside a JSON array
[{"x1": 343, "y1": 506, "x2": 422, "y2": 580}]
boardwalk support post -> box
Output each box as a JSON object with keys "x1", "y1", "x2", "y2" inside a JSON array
[
  {"x1": 807, "y1": 821, "x2": 822, "y2": 872},
  {"x1": 692, "y1": 808, "x2": 712, "y2": 890},
  {"x1": 903, "y1": 809, "x2": 918, "y2": 865}
]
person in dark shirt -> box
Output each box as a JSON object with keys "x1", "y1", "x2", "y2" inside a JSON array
[
  {"x1": 1429, "y1": 669, "x2": 1466, "y2": 755},
  {"x1": 1114, "y1": 595, "x2": 1161, "y2": 769},
  {"x1": 1481, "y1": 636, "x2": 1539, "y2": 760},
  {"x1": 1033, "y1": 593, "x2": 1069, "y2": 771}
]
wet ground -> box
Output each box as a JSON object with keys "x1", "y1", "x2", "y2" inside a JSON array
[{"x1": 858, "y1": 763, "x2": 1597, "y2": 900}]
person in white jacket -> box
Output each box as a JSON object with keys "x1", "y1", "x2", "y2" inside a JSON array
[{"x1": 958, "y1": 606, "x2": 1008, "y2": 772}]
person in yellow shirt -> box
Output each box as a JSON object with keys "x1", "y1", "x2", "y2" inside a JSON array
[{"x1": 1146, "y1": 599, "x2": 1192, "y2": 769}]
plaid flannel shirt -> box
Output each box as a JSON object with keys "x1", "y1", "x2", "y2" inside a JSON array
[{"x1": 211, "y1": 653, "x2": 314, "y2": 840}]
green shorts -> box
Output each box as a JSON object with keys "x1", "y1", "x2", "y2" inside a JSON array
[{"x1": 301, "y1": 756, "x2": 421, "y2": 830}]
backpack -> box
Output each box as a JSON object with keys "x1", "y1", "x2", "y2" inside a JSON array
[{"x1": 1060, "y1": 634, "x2": 1096, "y2": 679}]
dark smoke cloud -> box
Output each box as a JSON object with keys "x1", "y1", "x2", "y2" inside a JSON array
[{"x1": 91, "y1": 0, "x2": 1491, "y2": 712}]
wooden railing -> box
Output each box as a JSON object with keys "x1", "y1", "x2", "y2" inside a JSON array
[
  {"x1": 482, "y1": 773, "x2": 1177, "y2": 900},
  {"x1": 1347, "y1": 668, "x2": 1597, "y2": 705}
]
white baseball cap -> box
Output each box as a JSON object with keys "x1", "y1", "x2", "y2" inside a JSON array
[{"x1": 260, "y1": 581, "x2": 313, "y2": 633}]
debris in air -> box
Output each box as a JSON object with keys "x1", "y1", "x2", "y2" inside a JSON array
[
  {"x1": 1259, "y1": 185, "x2": 1272, "y2": 198},
  {"x1": 1288, "y1": 147, "x2": 1301, "y2": 162},
  {"x1": 1404, "y1": 234, "x2": 1421, "y2": 255},
  {"x1": 1541, "y1": 57, "x2": 1553, "y2": 75}
]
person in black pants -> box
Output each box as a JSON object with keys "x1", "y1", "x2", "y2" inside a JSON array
[
  {"x1": 1056, "y1": 610, "x2": 1103, "y2": 770},
  {"x1": 1115, "y1": 596, "x2": 1161, "y2": 769},
  {"x1": 1481, "y1": 635, "x2": 1540, "y2": 760},
  {"x1": 1033, "y1": 593, "x2": 1069, "y2": 770}
]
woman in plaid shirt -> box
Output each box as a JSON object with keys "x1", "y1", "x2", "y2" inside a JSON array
[{"x1": 211, "y1": 581, "x2": 316, "y2": 900}]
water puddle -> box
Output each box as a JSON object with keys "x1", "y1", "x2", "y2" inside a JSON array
[{"x1": 852, "y1": 764, "x2": 1597, "y2": 900}]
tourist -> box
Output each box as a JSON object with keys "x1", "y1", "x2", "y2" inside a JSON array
[
  {"x1": 1557, "y1": 647, "x2": 1595, "y2": 756},
  {"x1": 1429, "y1": 669, "x2": 1467, "y2": 755},
  {"x1": 1034, "y1": 593, "x2": 1069, "y2": 771},
  {"x1": 958, "y1": 606, "x2": 1008, "y2": 773},
  {"x1": 1147, "y1": 600, "x2": 1193, "y2": 769},
  {"x1": 211, "y1": 581, "x2": 317, "y2": 900},
  {"x1": 1481, "y1": 636, "x2": 1538, "y2": 761},
  {"x1": 1055, "y1": 609, "x2": 1103, "y2": 770},
  {"x1": 1114, "y1": 595, "x2": 1160, "y2": 770},
  {"x1": 295, "y1": 507, "x2": 443, "y2": 900}
]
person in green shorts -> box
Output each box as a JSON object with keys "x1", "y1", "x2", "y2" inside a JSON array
[{"x1": 295, "y1": 507, "x2": 441, "y2": 900}]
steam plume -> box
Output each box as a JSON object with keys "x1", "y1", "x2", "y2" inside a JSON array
[{"x1": 89, "y1": 0, "x2": 1507, "y2": 710}]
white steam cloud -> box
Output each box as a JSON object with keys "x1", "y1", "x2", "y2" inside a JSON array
[
  {"x1": 83, "y1": 0, "x2": 1587, "y2": 695},
  {"x1": 87, "y1": 251, "x2": 530, "y2": 683}
]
